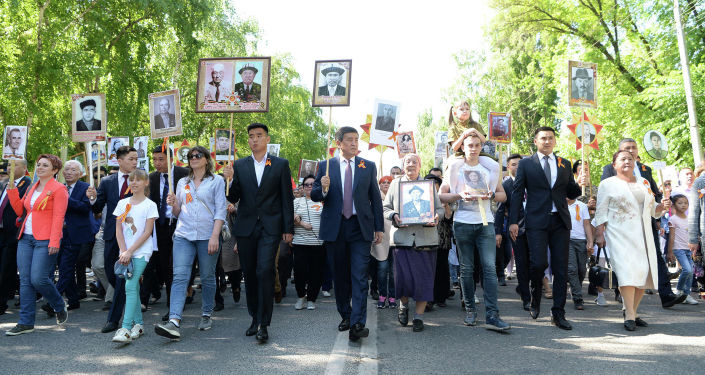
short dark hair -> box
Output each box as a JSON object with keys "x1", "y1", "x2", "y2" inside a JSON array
[
  {"x1": 187, "y1": 145, "x2": 214, "y2": 179},
  {"x1": 671, "y1": 194, "x2": 688, "y2": 205},
  {"x1": 429, "y1": 167, "x2": 442, "y2": 174},
  {"x1": 335, "y1": 126, "x2": 358, "y2": 142},
  {"x1": 116, "y1": 146, "x2": 137, "y2": 160},
  {"x1": 424, "y1": 174, "x2": 442, "y2": 186},
  {"x1": 152, "y1": 144, "x2": 172, "y2": 156},
  {"x1": 247, "y1": 122, "x2": 269, "y2": 134},
  {"x1": 507, "y1": 153, "x2": 522, "y2": 163},
  {"x1": 302, "y1": 174, "x2": 315, "y2": 183},
  {"x1": 92, "y1": 166, "x2": 108, "y2": 174},
  {"x1": 534, "y1": 126, "x2": 556, "y2": 137},
  {"x1": 390, "y1": 166, "x2": 402, "y2": 173},
  {"x1": 649, "y1": 132, "x2": 660, "y2": 140},
  {"x1": 572, "y1": 160, "x2": 582, "y2": 175}
]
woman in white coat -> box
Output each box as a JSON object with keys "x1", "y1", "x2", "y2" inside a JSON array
[{"x1": 594, "y1": 150, "x2": 671, "y2": 331}]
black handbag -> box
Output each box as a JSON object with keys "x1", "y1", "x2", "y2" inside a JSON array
[{"x1": 588, "y1": 247, "x2": 619, "y2": 289}]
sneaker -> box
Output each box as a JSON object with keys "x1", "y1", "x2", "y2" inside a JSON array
[
  {"x1": 307, "y1": 301, "x2": 316, "y2": 310},
  {"x1": 322, "y1": 290, "x2": 331, "y2": 297},
  {"x1": 377, "y1": 300, "x2": 386, "y2": 309},
  {"x1": 112, "y1": 328, "x2": 132, "y2": 343},
  {"x1": 56, "y1": 307, "x2": 68, "y2": 325},
  {"x1": 474, "y1": 295, "x2": 480, "y2": 304},
  {"x1": 294, "y1": 297, "x2": 305, "y2": 310},
  {"x1": 594, "y1": 295, "x2": 608, "y2": 306},
  {"x1": 198, "y1": 316, "x2": 212, "y2": 330},
  {"x1": 464, "y1": 309, "x2": 478, "y2": 326},
  {"x1": 485, "y1": 314, "x2": 511, "y2": 332},
  {"x1": 155, "y1": 321, "x2": 181, "y2": 339},
  {"x1": 5, "y1": 324, "x2": 34, "y2": 336},
  {"x1": 130, "y1": 324, "x2": 144, "y2": 339},
  {"x1": 388, "y1": 298, "x2": 397, "y2": 309},
  {"x1": 684, "y1": 295, "x2": 699, "y2": 305}
]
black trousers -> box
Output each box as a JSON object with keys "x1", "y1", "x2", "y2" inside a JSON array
[
  {"x1": 104, "y1": 238, "x2": 126, "y2": 324},
  {"x1": 511, "y1": 232, "x2": 531, "y2": 304},
  {"x1": 292, "y1": 244, "x2": 325, "y2": 302},
  {"x1": 525, "y1": 214, "x2": 570, "y2": 315},
  {"x1": 237, "y1": 221, "x2": 280, "y2": 327},
  {"x1": 0, "y1": 229, "x2": 19, "y2": 308},
  {"x1": 496, "y1": 233, "x2": 512, "y2": 279},
  {"x1": 433, "y1": 246, "x2": 451, "y2": 303},
  {"x1": 74, "y1": 242, "x2": 93, "y2": 298}
]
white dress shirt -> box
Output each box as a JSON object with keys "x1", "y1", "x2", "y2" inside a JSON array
[
  {"x1": 340, "y1": 157, "x2": 357, "y2": 215},
  {"x1": 537, "y1": 151, "x2": 557, "y2": 212},
  {"x1": 327, "y1": 85, "x2": 338, "y2": 96},
  {"x1": 253, "y1": 154, "x2": 267, "y2": 186}
]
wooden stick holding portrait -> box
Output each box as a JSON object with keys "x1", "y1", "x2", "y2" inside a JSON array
[
  {"x1": 324, "y1": 107, "x2": 332, "y2": 193},
  {"x1": 227, "y1": 112, "x2": 234, "y2": 195}
]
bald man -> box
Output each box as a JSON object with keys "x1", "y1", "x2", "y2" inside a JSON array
[{"x1": 154, "y1": 98, "x2": 176, "y2": 129}]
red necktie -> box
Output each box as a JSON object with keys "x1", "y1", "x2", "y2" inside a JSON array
[{"x1": 120, "y1": 175, "x2": 129, "y2": 199}]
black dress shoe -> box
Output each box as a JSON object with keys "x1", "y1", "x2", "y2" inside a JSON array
[
  {"x1": 624, "y1": 319, "x2": 636, "y2": 331},
  {"x1": 185, "y1": 290, "x2": 195, "y2": 304},
  {"x1": 274, "y1": 290, "x2": 282, "y2": 304},
  {"x1": 41, "y1": 303, "x2": 55, "y2": 317},
  {"x1": 662, "y1": 293, "x2": 687, "y2": 308},
  {"x1": 102, "y1": 301, "x2": 112, "y2": 311},
  {"x1": 338, "y1": 318, "x2": 350, "y2": 332},
  {"x1": 213, "y1": 302, "x2": 224, "y2": 312},
  {"x1": 398, "y1": 308, "x2": 409, "y2": 326},
  {"x1": 162, "y1": 312, "x2": 170, "y2": 322},
  {"x1": 523, "y1": 302, "x2": 531, "y2": 311},
  {"x1": 635, "y1": 317, "x2": 648, "y2": 327},
  {"x1": 370, "y1": 290, "x2": 379, "y2": 301},
  {"x1": 246, "y1": 320, "x2": 258, "y2": 336},
  {"x1": 529, "y1": 307, "x2": 540, "y2": 319},
  {"x1": 551, "y1": 314, "x2": 573, "y2": 330},
  {"x1": 412, "y1": 319, "x2": 424, "y2": 332},
  {"x1": 256, "y1": 326, "x2": 268, "y2": 343},
  {"x1": 101, "y1": 321, "x2": 119, "y2": 333},
  {"x1": 233, "y1": 288, "x2": 241, "y2": 303},
  {"x1": 349, "y1": 323, "x2": 369, "y2": 341},
  {"x1": 67, "y1": 302, "x2": 80, "y2": 311}
]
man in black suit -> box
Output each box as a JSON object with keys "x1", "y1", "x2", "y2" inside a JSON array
[
  {"x1": 600, "y1": 138, "x2": 687, "y2": 308},
  {"x1": 140, "y1": 145, "x2": 189, "y2": 321},
  {"x1": 75, "y1": 99, "x2": 102, "y2": 131},
  {"x1": 224, "y1": 123, "x2": 294, "y2": 343},
  {"x1": 317, "y1": 65, "x2": 346, "y2": 96},
  {"x1": 86, "y1": 145, "x2": 138, "y2": 333},
  {"x1": 0, "y1": 161, "x2": 30, "y2": 315},
  {"x1": 509, "y1": 127, "x2": 584, "y2": 330},
  {"x1": 234, "y1": 65, "x2": 262, "y2": 103},
  {"x1": 154, "y1": 98, "x2": 176, "y2": 129}
]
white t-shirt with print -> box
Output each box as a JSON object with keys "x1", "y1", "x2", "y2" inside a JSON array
[
  {"x1": 113, "y1": 197, "x2": 159, "y2": 261},
  {"x1": 454, "y1": 163, "x2": 494, "y2": 225}
]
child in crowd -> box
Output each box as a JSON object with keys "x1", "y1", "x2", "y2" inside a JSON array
[
  {"x1": 668, "y1": 194, "x2": 699, "y2": 305},
  {"x1": 112, "y1": 170, "x2": 159, "y2": 343},
  {"x1": 567, "y1": 197, "x2": 593, "y2": 310}
]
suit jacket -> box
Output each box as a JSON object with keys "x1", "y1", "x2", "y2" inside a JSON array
[
  {"x1": 402, "y1": 200, "x2": 431, "y2": 219},
  {"x1": 154, "y1": 114, "x2": 176, "y2": 129},
  {"x1": 92, "y1": 173, "x2": 132, "y2": 242},
  {"x1": 495, "y1": 177, "x2": 525, "y2": 236},
  {"x1": 510, "y1": 154, "x2": 581, "y2": 230},
  {"x1": 149, "y1": 166, "x2": 189, "y2": 222},
  {"x1": 311, "y1": 156, "x2": 384, "y2": 242},
  {"x1": 601, "y1": 162, "x2": 661, "y2": 202},
  {"x1": 0, "y1": 176, "x2": 31, "y2": 232},
  {"x1": 63, "y1": 180, "x2": 93, "y2": 245},
  {"x1": 375, "y1": 117, "x2": 395, "y2": 132},
  {"x1": 318, "y1": 85, "x2": 346, "y2": 96},
  {"x1": 571, "y1": 86, "x2": 594, "y2": 101},
  {"x1": 227, "y1": 155, "x2": 294, "y2": 237},
  {"x1": 9, "y1": 178, "x2": 68, "y2": 248},
  {"x1": 234, "y1": 82, "x2": 262, "y2": 103},
  {"x1": 76, "y1": 119, "x2": 102, "y2": 132}
]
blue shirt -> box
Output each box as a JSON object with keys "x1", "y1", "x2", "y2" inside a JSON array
[{"x1": 173, "y1": 174, "x2": 227, "y2": 241}]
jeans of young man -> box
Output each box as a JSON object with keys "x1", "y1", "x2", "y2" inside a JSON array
[
  {"x1": 453, "y1": 222, "x2": 498, "y2": 317},
  {"x1": 377, "y1": 250, "x2": 395, "y2": 298},
  {"x1": 17, "y1": 234, "x2": 66, "y2": 326},
  {"x1": 567, "y1": 239, "x2": 588, "y2": 302},
  {"x1": 673, "y1": 249, "x2": 695, "y2": 294},
  {"x1": 169, "y1": 236, "x2": 219, "y2": 320}
]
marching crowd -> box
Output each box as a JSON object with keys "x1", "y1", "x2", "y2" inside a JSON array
[{"x1": 0, "y1": 113, "x2": 703, "y2": 346}]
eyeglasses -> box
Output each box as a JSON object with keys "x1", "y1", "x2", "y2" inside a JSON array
[
  {"x1": 303, "y1": 183, "x2": 314, "y2": 187},
  {"x1": 188, "y1": 153, "x2": 205, "y2": 160}
]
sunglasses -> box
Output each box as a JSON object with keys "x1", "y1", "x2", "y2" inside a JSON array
[
  {"x1": 188, "y1": 153, "x2": 205, "y2": 160},
  {"x1": 303, "y1": 183, "x2": 314, "y2": 187}
]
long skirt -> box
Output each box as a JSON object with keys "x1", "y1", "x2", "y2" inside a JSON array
[{"x1": 393, "y1": 246, "x2": 437, "y2": 301}]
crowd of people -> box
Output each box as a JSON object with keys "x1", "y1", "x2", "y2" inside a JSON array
[{"x1": 0, "y1": 112, "x2": 703, "y2": 345}]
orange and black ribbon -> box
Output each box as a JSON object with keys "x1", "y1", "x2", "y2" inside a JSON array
[
  {"x1": 265, "y1": 159, "x2": 272, "y2": 166},
  {"x1": 36, "y1": 191, "x2": 52, "y2": 210},
  {"x1": 116, "y1": 203, "x2": 131, "y2": 223},
  {"x1": 184, "y1": 184, "x2": 194, "y2": 204},
  {"x1": 358, "y1": 160, "x2": 366, "y2": 169},
  {"x1": 575, "y1": 205, "x2": 581, "y2": 221}
]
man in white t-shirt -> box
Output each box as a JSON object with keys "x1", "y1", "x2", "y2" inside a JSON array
[{"x1": 566, "y1": 197, "x2": 593, "y2": 310}]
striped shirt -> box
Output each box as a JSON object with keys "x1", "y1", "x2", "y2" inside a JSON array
[{"x1": 293, "y1": 197, "x2": 323, "y2": 246}]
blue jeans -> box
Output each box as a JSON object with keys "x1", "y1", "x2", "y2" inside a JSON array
[
  {"x1": 123, "y1": 256, "x2": 148, "y2": 329},
  {"x1": 169, "y1": 236, "x2": 219, "y2": 320},
  {"x1": 377, "y1": 250, "x2": 395, "y2": 298},
  {"x1": 453, "y1": 222, "x2": 498, "y2": 317},
  {"x1": 673, "y1": 249, "x2": 694, "y2": 294},
  {"x1": 17, "y1": 234, "x2": 65, "y2": 326}
]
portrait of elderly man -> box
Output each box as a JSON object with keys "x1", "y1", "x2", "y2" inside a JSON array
[
  {"x1": 571, "y1": 68, "x2": 594, "y2": 101},
  {"x1": 76, "y1": 99, "x2": 102, "y2": 131},
  {"x1": 375, "y1": 104, "x2": 396, "y2": 132},
  {"x1": 402, "y1": 185, "x2": 431, "y2": 220},
  {"x1": 3, "y1": 128, "x2": 25, "y2": 158},
  {"x1": 317, "y1": 65, "x2": 346, "y2": 97},
  {"x1": 204, "y1": 63, "x2": 231, "y2": 103},
  {"x1": 154, "y1": 97, "x2": 176, "y2": 129},
  {"x1": 215, "y1": 130, "x2": 232, "y2": 156},
  {"x1": 234, "y1": 64, "x2": 261, "y2": 103}
]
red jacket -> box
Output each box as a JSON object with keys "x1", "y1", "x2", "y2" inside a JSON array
[{"x1": 9, "y1": 178, "x2": 68, "y2": 248}]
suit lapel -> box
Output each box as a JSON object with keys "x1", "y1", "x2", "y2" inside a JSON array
[
  {"x1": 331, "y1": 157, "x2": 342, "y2": 191},
  {"x1": 259, "y1": 155, "x2": 273, "y2": 190},
  {"x1": 531, "y1": 154, "x2": 550, "y2": 189},
  {"x1": 244, "y1": 156, "x2": 258, "y2": 189},
  {"x1": 352, "y1": 156, "x2": 362, "y2": 193}
]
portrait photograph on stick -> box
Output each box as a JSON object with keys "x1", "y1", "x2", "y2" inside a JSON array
[
  {"x1": 568, "y1": 60, "x2": 598, "y2": 108},
  {"x1": 149, "y1": 89, "x2": 183, "y2": 139},
  {"x1": 298, "y1": 159, "x2": 318, "y2": 182},
  {"x1": 71, "y1": 93, "x2": 106, "y2": 142},
  {"x1": 214, "y1": 128, "x2": 235, "y2": 161},
  {"x1": 86, "y1": 141, "x2": 106, "y2": 164},
  {"x1": 195, "y1": 57, "x2": 271, "y2": 113},
  {"x1": 395, "y1": 131, "x2": 416, "y2": 158},
  {"x1": 435, "y1": 131, "x2": 448, "y2": 158},
  {"x1": 488, "y1": 112, "x2": 511, "y2": 144},
  {"x1": 369, "y1": 98, "x2": 400, "y2": 147},
  {"x1": 398, "y1": 180, "x2": 435, "y2": 226},
  {"x1": 643, "y1": 130, "x2": 668, "y2": 160},
  {"x1": 107, "y1": 136, "x2": 129, "y2": 166},
  {"x1": 2, "y1": 126, "x2": 27, "y2": 160},
  {"x1": 267, "y1": 143, "x2": 280, "y2": 157},
  {"x1": 312, "y1": 59, "x2": 352, "y2": 107}
]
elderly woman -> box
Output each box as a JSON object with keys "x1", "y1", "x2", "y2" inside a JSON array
[
  {"x1": 373, "y1": 175, "x2": 395, "y2": 309},
  {"x1": 292, "y1": 174, "x2": 325, "y2": 310},
  {"x1": 155, "y1": 146, "x2": 227, "y2": 340},
  {"x1": 383, "y1": 154, "x2": 444, "y2": 332},
  {"x1": 5, "y1": 154, "x2": 69, "y2": 336},
  {"x1": 595, "y1": 150, "x2": 671, "y2": 331}
]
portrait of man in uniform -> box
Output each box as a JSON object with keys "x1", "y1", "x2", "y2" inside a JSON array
[
  {"x1": 234, "y1": 64, "x2": 261, "y2": 103},
  {"x1": 644, "y1": 130, "x2": 668, "y2": 160},
  {"x1": 196, "y1": 57, "x2": 271, "y2": 113},
  {"x1": 214, "y1": 129, "x2": 235, "y2": 160}
]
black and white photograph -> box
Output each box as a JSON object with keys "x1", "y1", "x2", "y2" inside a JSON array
[
  {"x1": 2, "y1": 126, "x2": 27, "y2": 161},
  {"x1": 196, "y1": 57, "x2": 271, "y2": 113},
  {"x1": 214, "y1": 128, "x2": 235, "y2": 161},
  {"x1": 568, "y1": 60, "x2": 598, "y2": 108},
  {"x1": 395, "y1": 131, "x2": 416, "y2": 158},
  {"x1": 267, "y1": 143, "x2": 280, "y2": 157},
  {"x1": 460, "y1": 167, "x2": 490, "y2": 211},
  {"x1": 107, "y1": 136, "x2": 129, "y2": 167},
  {"x1": 370, "y1": 99, "x2": 400, "y2": 147},
  {"x1": 298, "y1": 159, "x2": 318, "y2": 182},
  {"x1": 312, "y1": 59, "x2": 352, "y2": 107},
  {"x1": 435, "y1": 131, "x2": 448, "y2": 158},
  {"x1": 71, "y1": 93, "x2": 107, "y2": 142},
  {"x1": 149, "y1": 89, "x2": 183, "y2": 139},
  {"x1": 398, "y1": 180, "x2": 435, "y2": 226},
  {"x1": 643, "y1": 130, "x2": 668, "y2": 160},
  {"x1": 488, "y1": 112, "x2": 511, "y2": 144},
  {"x1": 133, "y1": 136, "x2": 149, "y2": 159}
]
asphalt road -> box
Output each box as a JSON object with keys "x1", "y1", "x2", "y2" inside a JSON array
[{"x1": 1, "y1": 277, "x2": 704, "y2": 375}]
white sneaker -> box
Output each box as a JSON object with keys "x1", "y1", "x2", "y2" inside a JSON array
[
  {"x1": 307, "y1": 301, "x2": 316, "y2": 310},
  {"x1": 130, "y1": 324, "x2": 144, "y2": 339},
  {"x1": 474, "y1": 295, "x2": 480, "y2": 304},
  {"x1": 295, "y1": 297, "x2": 305, "y2": 310},
  {"x1": 684, "y1": 295, "x2": 699, "y2": 305},
  {"x1": 112, "y1": 328, "x2": 132, "y2": 343},
  {"x1": 594, "y1": 295, "x2": 608, "y2": 306},
  {"x1": 322, "y1": 291, "x2": 331, "y2": 297}
]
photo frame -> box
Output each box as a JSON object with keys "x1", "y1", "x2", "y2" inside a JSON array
[
  {"x1": 298, "y1": 159, "x2": 318, "y2": 182},
  {"x1": 434, "y1": 131, "x2": 448, "y2": 158},
  {"x1": 71, "y1": 93, "x2": 107, "y2": 142},
  {"x1": 107, "y1": 136, "x2": 129, "y2": 167},
  {"x1": 195, "y1": 57, "x2": 271, "y2": 113},
  {"x1": 267, "y1": 144, "x2": 280, "y2": 157},
  {"x1": 369, "y1": 99, "x2": 400, "y2": 147},
  {"x1": 69, "y1": 152, "x2": 87, "y2": 177},
  {"x1": 643, "y1": 130, "x2": 668, "y2": 160},
  {"x1": 133, "y1": 136, "x2": 149, "y2": 159},
  {"x1": 568, "y1": 60, "x2": 598, "y2": 108},
  {"x1": 214, "y1": 128, "x2": 236, "y2": 161},
  {"x1": 398, "y1": 180, "x2": 435, "y2": 226},
  {"x1": 312, "y1": 59, "x2": 352, "y2": 107},
  {"x1": 395, "y1": 131, "x2": 416, "y2": 158},
  {"x1": 2, "y1": 125, "x2": 27, "y2": 161},
  {"x1": 149, "y1": 89, "x2": 183, "y2": 139},
  {"x1": 86, "y1": 141, "x2": 107, "y2": 164},
  {"x1": 488, "y1": 112, "x2": 511, "y2": 144},
  {"x1": 175, "y1": 144, "x2": 191, "y2": 167}
]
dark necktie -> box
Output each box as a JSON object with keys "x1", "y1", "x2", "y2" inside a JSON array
[
  {"x1": 0, "y1": 189, "x2": 8, "y2": 217},
  {"x1": 159, "y1": 174, "x2": 168, "y2": 225},
  {"x1": 215, "y1": 84, "x2": 220, "y2": 101},
  {"x1": 120, "y1": 175, "x2": 129, "y2": 199},
  {"x1": 543, "y1": 155, "x2": 551, "y2": 186},
  {"x1": 343, "y1": 160, "x2": 353, "y2": 219}
]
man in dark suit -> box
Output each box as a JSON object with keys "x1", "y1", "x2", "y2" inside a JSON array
[
  {"x1": 154, "y1": 98, "x2": 176, "y2": 129},
  {"x1": 141, "y1": 145, "x2": 189, "y2": 321},
  {"x1": 0, "y1": 161, "x2": 30, "y2": 315},
  {"x1": 224, "y1": 123, "x2": 294, "y2": 343},
  {"x1": 317, "y1": 65, "x2": 346, "y2": 97},
  {"x1": 234, "y1": 65, "x2": 262, "y2": 103},
  {"x1": 509, "y1": 127, "x2": 584, "y2": 330},
  {"x1": 75, "y1": 99, "x2": 102, "y2": 131},
  {"x1": 311, "y1": 126, "x2": 384, "y2": 342},
  {"x1": 600, "y1": 138, "x2": 687, "y2": 308},
  {"x1": 86, "y1": 145, "x2": 138, "y2": 333}
]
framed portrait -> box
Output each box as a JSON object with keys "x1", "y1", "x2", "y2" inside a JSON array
[
  {"x1": 312, "y1": 59, "x2": 352, "y2": 107},
  {"x1": 2, "y1": 126, "x2": 27, "y2": 161},
  {"x1": 195, "y1": 57, "x2": 271, "y2": 113},
  {"x1": 85, "y1": 141, "x2": 106, "y2": 165},
  {"x1": 175, "y1": 144, "x2": 191, "y2": 167},
  {"x1": 137, "y1": 158, "x2": 149, "y2": 172},
  {"x1": 643, "y1": 130, "x2": 668, "y2": 160},
  {"x1": 395, "y1": 131, "x2": 416, "y2": 158},
  {"x1": 149, "y1": 89, "x2": 183, "y2": 139},
  {"x1": 107, "y1": 136, "x2": 129, "y2": 167},
  {"x1": 458, "y1": 165, "x2": 491, "y2": 212},
  {"x1": 214, "y1": 128, "x2": 236, "y2": 161},
  {"x1": 267, "y1": 143, "x2": 280, "y2": 157},
  {"x1": 69, "y1": 152, "x2": 87, "y2": 177},
  {"x1": 298, "y1": 159, "x2": 318, "y2": 182},
  {"x1": 481, "y1": 140, "x2": 496, "y2": 158},
  {"x1": 369, "y1": 99, "x2": 400, "y2": 147},
  {"x1": 575, "y1": 121, "x2": 597, "y2": 146},
  {"x1": 434, "y1": 131, "x2": 448, "y2": 158},
  {"x1": 398, "y1": 180, "x2": 435, "y2": 226},
  {"x1": 133, "y1": 136, "x2": 149, "y2": 159},
  {"x1": 71, "y1": 93, "x2": 106, "y2": 142},
  {"x1": 488, "y1": 112, "x2": 511, "y2": 144},
  {"x1": 568, "y1": 60, "x2": 597, "y2": 108}
]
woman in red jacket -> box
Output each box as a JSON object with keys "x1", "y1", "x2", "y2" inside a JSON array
[{"x1": 5, "y1": 154, "x2": 69, "y2": 336}]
